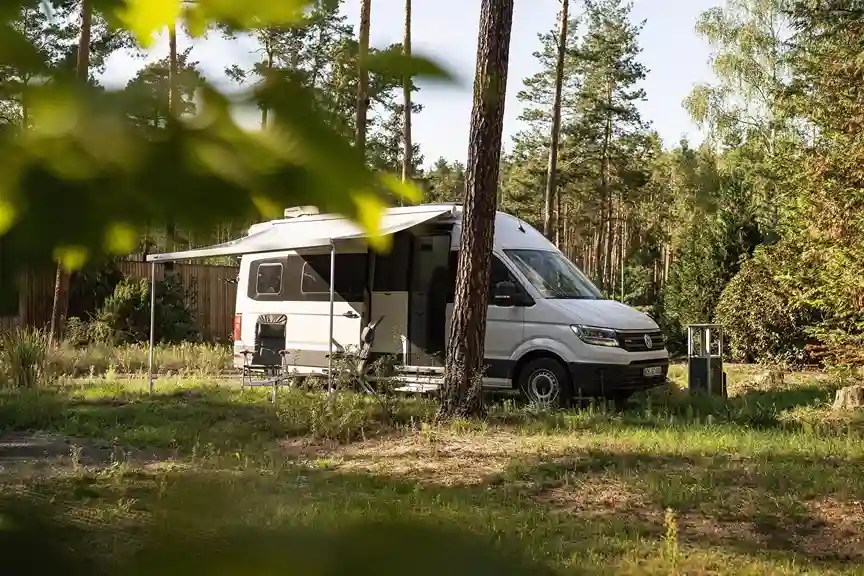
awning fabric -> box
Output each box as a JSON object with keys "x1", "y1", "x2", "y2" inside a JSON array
[{"x1": 145, "y1": 205, "x2": 454, "y2": 263}]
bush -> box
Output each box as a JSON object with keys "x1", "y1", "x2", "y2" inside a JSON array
[
  {"x1": 67, "y1": 259, "x2": 124, "y2": 321},
  {"x1": 87, "y1": 274, "x2": 200, "y2": 346},
  {"x1": 0, "y1": 327, "x2": 49, "y2": 388},
  {"x1": 91, "y1": 277, "x2": 151, "y2": 344},
  {"x1": 714, "y1": 243, "x2": 812, "y2": 363},
  {"x1": 661, "y1": 206, "x2": 763, "y2": 354}
]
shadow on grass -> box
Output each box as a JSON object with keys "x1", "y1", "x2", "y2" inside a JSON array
[
  {"x1": 733, "y1": 384, "x2": 835, "y2": 412},
  {"x1": 0, "y1": 473, "x2": 556, "y2": 576},
  {"x1": 6, "y1": 446, "x2": 863, "y2": 575},
  {"x1": 497, "y1": 447, "x2": 864, "y2": 567},
  {"x1": 0, "y1": 387, "x2": 435, "y2": 451},
  {"x1": 482, "y1": 382, "x2": 862, "y2": 438}
]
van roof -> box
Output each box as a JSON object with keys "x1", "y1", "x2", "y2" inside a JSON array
[
  {"x1": 249, "y1": 203, "x2": 556, "y2": 252},
  {"x1": 147, "y1": 203, "x2": 556, "y2": 263}
]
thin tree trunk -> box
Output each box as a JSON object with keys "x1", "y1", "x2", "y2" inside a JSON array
[
  {"x1": 261, "y1": 43, "x2": 273, "y2": 128},
  {"x1": 562, "y1": 202, "x2": 570, "y2": 257},
  {"x1": 595, "y1": 209, "x2": 605, "y2": 284},
  {"x1": 543, "y1": 0, "x2": 568, "y2": 242},
  {"x1": 437, "y1": 0, "x2": 514, "y2": 421},
  {"x1": 355, "y1": 0, "x2": 372, "y2": 155},
  {"x1": 619, "y1": 198, "x2": 625, "y2": 302},
  {"x1": 401, "y1": 0, "x2": 412, "y2": 189},
  {"x1": 166, "y1": 23, "x2": 178, "y2": 255},
  {"x1": 600, "y1": 78, "x2": 613, "y2": 290},
  {"x1": 49, "y1": 0, "x2": 91, "y2": 348}
]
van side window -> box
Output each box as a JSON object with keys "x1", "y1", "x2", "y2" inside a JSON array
[
  {"x1": 445, "y1": 252, "x2": 517, "y2": 303},
  {"x1": 488, "y1": 256, "x2": 514, "y2": 298},
  {"x1": 298, "y1": 253, "x2": 367, "y2": 301},
  {"x1": 255, "y1": 263, "x2": 282, "y2": 296}
]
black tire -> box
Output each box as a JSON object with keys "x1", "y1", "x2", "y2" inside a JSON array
[{"x1": 517, "y1": 357, "x2": 571, "y2": 408}]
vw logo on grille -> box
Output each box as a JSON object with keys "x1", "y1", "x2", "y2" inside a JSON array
[{"x1": 644, "y1": 334, "x2": 653, "y2": 348}]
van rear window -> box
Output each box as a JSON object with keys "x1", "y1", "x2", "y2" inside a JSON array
[{"x1": 255, "y1": 263, "x2": 282, "y2": 296}]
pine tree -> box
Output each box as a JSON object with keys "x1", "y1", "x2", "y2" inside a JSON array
[
  {"x1": 425, "y1": 158, "x2": 466, "y2": 203},
  {"x1": 568, "y1": 0, "x2": 649, "y2": 291},
  {"x1": 125, "y1": 48, "x2": 205, "y2": 134},
  {"x1": 438, "y1": 0, "x2": 514, "y2": 420}
]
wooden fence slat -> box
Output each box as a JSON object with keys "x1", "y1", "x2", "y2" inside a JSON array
[{"x1": 0, "y1": 261, "x2": 239, "y2": 343}]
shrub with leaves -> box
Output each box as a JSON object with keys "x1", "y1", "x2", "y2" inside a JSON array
[
  {"x1": 90, "y1": 277, "x2": 150, "y2": 344},
  {"x1": 67, "y1": 258, "x2": 124, "y2": 320},
  {"x1": 90, "y1": 274, "x2": 199, "y2": 345},
  {"x1": 714, "y1": 242, "x2": 813, "y2": 364},
  {"x1": 0, "y1": 327, "x2": 48, "y2": 388}
]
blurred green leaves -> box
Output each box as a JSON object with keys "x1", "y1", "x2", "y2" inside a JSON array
[
  {"x1": 0, "y1": 0, "x2": 455, "y2": 280},
  {"x1": 0, "y1": 487, "x2": 555, "y2": 576},
  {"x1": 366, "y1": 46, "x2": 454, "y2": 81}
]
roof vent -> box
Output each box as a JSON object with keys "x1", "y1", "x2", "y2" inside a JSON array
[{"x1": 283, "y1": 206, "x2": 320, "y2": 218}]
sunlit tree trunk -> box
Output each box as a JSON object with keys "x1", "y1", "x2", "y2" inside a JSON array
[
  {"x1": 355, "y1": 0, "x2": 372, "y2": 155},
  {"x1": 543, "y1": 0, "x2": 568, "y2": 243},
  {"x1": 261, "y1": 37, "x2": 274, "y2": 128},
  {"x1": 166, "y1": 22, "x2": 178, "y2": 254},
  {"x1": 49, "y1": 0, "x2": 91, "y2": 348},
  {"x1": 401, "y1": 0, "x2": 412, "y2": 188},
  {"x1": 437, "y1": 0, "x2": 514, "y2": 420},
  {"x1": 600, "y1": 78, "x2": 613, "y2": 290}
]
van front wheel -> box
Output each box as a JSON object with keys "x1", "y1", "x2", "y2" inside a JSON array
[{"x1": 518, "y1": 358, "x2": 571, "y2": 408}]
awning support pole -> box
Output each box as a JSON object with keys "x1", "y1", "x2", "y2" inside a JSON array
[
  {"x1": 147, "y1": 261, "x2": 156, "y2": 395},
  {"x1": 327, "y1": 240, "x2": 335, "y2": 395}
]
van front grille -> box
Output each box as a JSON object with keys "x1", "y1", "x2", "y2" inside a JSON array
[{"x1": 616, "y1": 330, "x2": 666, "y2": 352}]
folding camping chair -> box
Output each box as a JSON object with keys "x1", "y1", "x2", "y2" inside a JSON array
[{"x1": 240, "y1": 314, "x2": 290, "y2": 403}]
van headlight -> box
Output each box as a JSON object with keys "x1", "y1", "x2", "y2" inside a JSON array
[{"x1": 571, "y1": 325, "x2": 620, "y2": 347}]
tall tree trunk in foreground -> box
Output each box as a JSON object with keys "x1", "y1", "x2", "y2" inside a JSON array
[
  {"x1": 355, "y1": 0, "x2": 372, "y2": 155},
  {"x1": 401, "y1": 0, "x2": 412, "y2": 190},
  {"x1": 49, "y1": 0, "x2": 91, "y2": 348},
  {"x1": 543, "y1": 0, "x2": 568, "y2": 242},
  {"x1": 437, "y1": 0, "x2": 514, "y2": 420}
]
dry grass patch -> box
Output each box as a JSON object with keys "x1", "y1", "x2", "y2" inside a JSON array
[{"x1": 311, "y1": 430, "x2": 527, "y2": 485}]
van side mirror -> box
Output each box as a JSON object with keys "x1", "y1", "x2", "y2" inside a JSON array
[{"x1": 492, "y1": 280, "x2": 519, "y2": 306}]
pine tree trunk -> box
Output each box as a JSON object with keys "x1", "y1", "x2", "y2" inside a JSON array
[
  {"x1": 437, "y1": 0, "x2": 514, "y2": 421},
  {"x1": 595, "y1": 209, "x2": 605, "y2": 284},
  {"x1": 355, "y1": 0, "x2": 372, "y2": 155},
  {"x1": 600, "y1": 78, "x2": 613, "y2": 291},
  {"x1": 49, "y1": 0, "x2": 91, "y2": 348},
  {"x1": 401, "y1": 0, "x2": 412, "y2": 187},
  {"x1": 166, "y1": 23, "x2": 178, "y2": 255},
  {"x1": 562, "y1": 202, "x2": 570, "y2": 258},
  {"x1": 543, "y1": 0, "x2": 568, "y2": 241},
  {"x1": 261, "y1": 44, "x2": 274, "y2": 128}
]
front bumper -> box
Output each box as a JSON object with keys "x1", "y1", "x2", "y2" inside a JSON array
[{"x1": 568, "y1": 358, "x2": 669, "y2": 397}]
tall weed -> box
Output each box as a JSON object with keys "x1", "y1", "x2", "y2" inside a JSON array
[{"x1": 0, "y1": 327, "x2": 49, "y2": 388}]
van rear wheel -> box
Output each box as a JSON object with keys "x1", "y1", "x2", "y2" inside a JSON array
[{"x1": 518, "y1": 358, "x2": 571, "y2": 408}]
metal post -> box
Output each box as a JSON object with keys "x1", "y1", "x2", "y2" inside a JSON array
[
  {"x1": 147, "y1": 261, "x2": 156, "y2": 394},
  {"x1": 706, "y1": 327, "x2": 712, "y2": 395},
  {"x1": 686, "y1": 325, "x2": 692, "y2": 358},
  {"x1": 327, "y1": 240, "x2": 335, "y2": 394}
]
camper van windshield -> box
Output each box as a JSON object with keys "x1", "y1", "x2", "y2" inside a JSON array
[{"x1": 505, "y1": 249, "x2": 604, "y2": 300}]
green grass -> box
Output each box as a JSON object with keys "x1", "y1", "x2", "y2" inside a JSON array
[
  {"x1": 1, "y1": 366, "x2": 863, "y2": 574},
  {"x1": 47, "y1": 343, "x2": 232, "y2": 377}
]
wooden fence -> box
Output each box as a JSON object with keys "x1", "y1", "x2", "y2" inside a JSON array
[{"x1": 0, "y1": 262, "x2": 239, "y2": 343}]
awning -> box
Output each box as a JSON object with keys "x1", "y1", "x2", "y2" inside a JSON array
[{"x1": 145, "y1": 204, "x2": 454, "y2": 263}]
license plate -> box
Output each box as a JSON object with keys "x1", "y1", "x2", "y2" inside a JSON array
[{"x1": 643, "y1": 366, "x2": 663, "y2": 378}]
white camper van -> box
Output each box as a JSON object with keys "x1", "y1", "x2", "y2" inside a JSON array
[{"x1": 225, "y1": 203, "x2": 668, "y2": 405}]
